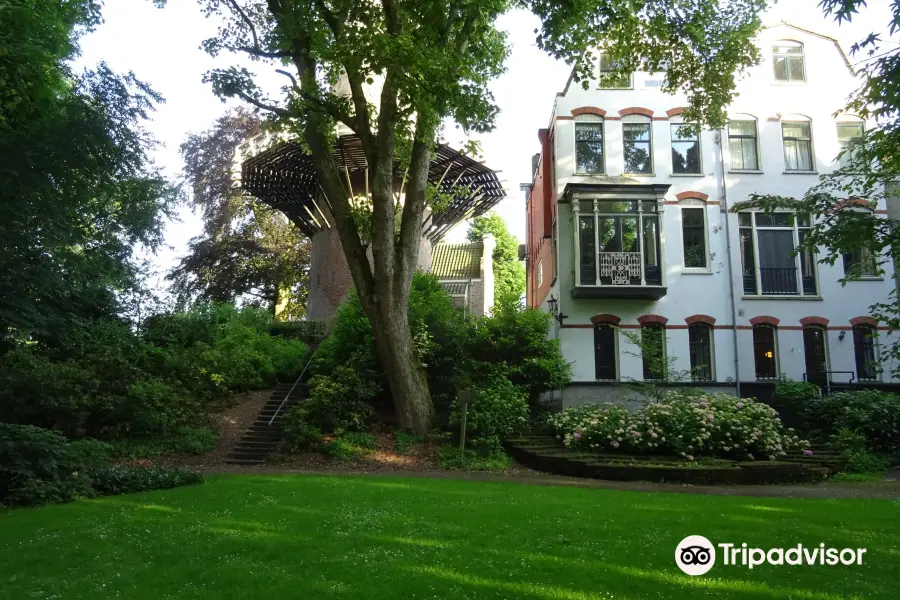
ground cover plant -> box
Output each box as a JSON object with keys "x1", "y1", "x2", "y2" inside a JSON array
[{"x1": 0, "y1": 475, "x2": 897, "y2": 599}]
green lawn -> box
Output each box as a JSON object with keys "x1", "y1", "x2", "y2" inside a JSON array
[{"x1": 1, "y1": 475, "x2": 898, "y2": 599}]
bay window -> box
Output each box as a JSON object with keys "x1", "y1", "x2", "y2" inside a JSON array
[
  {"x1": 574, "y1": 199, "x2": 662, "y2": 293},
  {"x1": 739, "y1": 212, "x2": 817, "y2": 296}
]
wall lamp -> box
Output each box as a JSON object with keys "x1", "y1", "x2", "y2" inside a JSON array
[{"x1": 546, "y1": 294, "x2": 569, "y2": 326}]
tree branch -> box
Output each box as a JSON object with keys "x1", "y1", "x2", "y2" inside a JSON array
[
  {"x1": 224, "y1": 0, "x2": 289, "y2": 60},
  {"x1": 234, "y1": 90, "x2": 291, "y2": 117},
  {"x1": 395, "y1": 120, "x2": 434, "y2": 290}
]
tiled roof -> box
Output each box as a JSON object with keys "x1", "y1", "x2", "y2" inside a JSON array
[
  {"x1": 431, "y1": 242, "x2": 483, "y2": 280},
  {"x1": 441, "y1": 282, "x2": 470, "y2": 295}
]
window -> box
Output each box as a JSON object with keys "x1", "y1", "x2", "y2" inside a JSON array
[
  {"x1": 537, "y1": 259, "x2": 543, "y2": 287},
  {"x1": 803, "y1": 327, "x2": 828, "y2": 384},
  {"x1": 681, "y1": 207, "x2": 707, "y2": 269},
  {"x1": 843, "y1": 246, "x2": 877, "y2": 277},
  {"x1": 641, "y1": 324, "x2": 666, "y2": 380},
  {"x1": 574, "y1": 199, "x2": 662, "y2": 287},
  {"x1": 598, "y1": 53, "x2": 631, "y2": 89},
  {"x1": 753, "y1": 325, "x2": 778, "y2": 380},
  {"x1": 773, "y1": 41, "x2": 805, "y2": 82},
  {"x1": 853, "y1": 325, "x2": 878, "y2": 381},
  {"x1": 837, "y1": 122, "x2": 864, "y2": 169},
  {"x1": 728, "y1": 120, "x2": 759, "y2": 171},
  {"x1": 671, "y1": 124, "x2": 701, "y2": 174},
  {"x1": 739, "y1": 212, "x2": 817, "y2": 296},
  {"x1": 575, "y1": 118, "x2": 604, "y2": 174},
  {"x1": 623, "y1": 119, "x2": 652, "y2": 174},
  {"x1": 782, "y1": 121, "x2": 814, "y2": 171},
  {"x1": 689, "y1": 324, "x2": 713, "y2": 382},
  {"x1": 594, "y1": 324, "x2": 617, "y2": 380}
]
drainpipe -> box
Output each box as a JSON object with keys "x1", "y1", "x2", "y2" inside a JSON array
[{"x1": 716, "y1": 129, "x2": 742, "y2": 398}]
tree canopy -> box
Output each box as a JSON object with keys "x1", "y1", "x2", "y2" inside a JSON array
[
  {"x1": 467, "y1": 212, "x2": 525, "y2": 306},
  {"x1": 0, "y1": 0, "x2": 176, "y2": 352},
  {"x1": 171, "y1": 109, "x2": 311, "y2": 317}
]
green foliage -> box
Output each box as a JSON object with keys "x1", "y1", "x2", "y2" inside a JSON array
[
  {"x1": 89, "y1": 466, "x2": 203, "y2": 496},
  {"x1": 0, "y1": 424, "x2": 94, "y2": 507},
  {"x1": 280, "y1": 408, "x2": 324, "y2": 453},
  {"x1": 303, "y1": 367, "x2": 378, "y2": 434},
  {"x1": 394, "y1": 430, "x2": 423, "y2": 454},
  {"x1": 466, "y1": 303, "x2": 572, "y2": 406},
  {"x1": 451, "y1": 378, "x2": 529, "y2": 440},
  {"x1": 807, "y1": 391, "x2": 900, "y2": 456},
  {"x1": 0, "y1": 0, "x2": 176, "y2": 350},
  {"x1": 773, "y1": 380, "x2": 821, "y2": 405},
  {"x1": 110, "y1": 427, "x2": 218, "y2": 459},
  {"x1": 467, "y1": 212, "x2": 525, "y2": 304},
  {"x1": 66, "y1": 439, "x2": 114, "y2": 469},
  {"x1": 833, "y1": 428, "x2": 891, "y2": 474},
  {"x1": 436, "y1": 446, "x2": 512, "y2": 471},
  {"x1": 548, "y1": 392, "x2": 809, "y2": 461},
  {"x1": 0, "y1": 303, "x2": 306, "y2": 440},
  {"x1": 323, "y1": 435, "x2": 375, "y2": 463},
  {"x1": 171, "y1": 109, "x2": 311, "y2": 317}
]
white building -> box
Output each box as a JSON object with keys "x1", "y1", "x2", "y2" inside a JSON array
[{"x1": 523, "y1": 22, "x2": 897, "y2": 407}]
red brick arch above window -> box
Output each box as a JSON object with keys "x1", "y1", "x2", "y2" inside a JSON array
[
  {"x1": 750, "y1": 316, "x2": 780, "y2": 327},
  {"x1": 590, "y1": 314, "x2": 621, "y2": 326},
  {"x1": 675, "y1": 191, "x2": 710, "y2": 203},
  {"x1": 571, "y1": 106, "x2": 607, "y2": 118},
  {"x1": 850, "y1": 316, "x2": 878, "y2": 327},
  {"x1": 618, "y1": 107, "x2": 654, "y2": 118},
  {"x1": 685, "y1": 314, "x2": 716, "y2": 326},
  {"x1": 800, "y1": 316, "x2": 830, "y2": 328},
  {"x1": 666, "y1": 107, "x2": 688, "y2": 117},
  {"x1": 835, "y1": 198, "x2": 875, "y2": 211},
  {"x1": 637, "y1": 314, "x2": 669, "y2": 326}
]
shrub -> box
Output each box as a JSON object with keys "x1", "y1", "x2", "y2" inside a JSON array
[
  {"x1": 111, "y1": 427, "x2": 218, "y2": 458},
  {"x1": 466, "y1": 304, "x2": 572, "y2": 407},
  {"x1": 771, "y1": 379, "x2": 821, "y2": 430},
  {"x1": 303, "y1": 366, "x2": 377, "y2": 433},
  {"x1": 833, "y1": 428, "x2": 892, "y2": 474},
  {"x1": 321, "y1": 432, "x2": 376, "y2": 462},
  {"x1": 450, "y1": 378, "x2": 530, "y2": 440},
  {"x1": 436, "y1": 446, "x2": 512, "y2": 471},
  {"x1": 0, "y1": 424, "x2": 93, "y2": 507},
  {"x1": 280, "y1": 407, "x2": 323, "y2": 453},
  {"x1": 89, "y1": 466, "x2": 203, "y2": 496},
  {"x1": 548, "y1": 392, "x2": 808, "y2": 461},
  {"x1": 394, "y1": 430, "x2": 423, "y2": 454},
  {"x1": 67, "y1": 438, "x2": 114, "y2": 469},
  {"x1": 807, "y1": 390, "x2": 900, "y2": 455}
]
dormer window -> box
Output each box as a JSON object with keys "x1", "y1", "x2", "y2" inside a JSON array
[{"x1": 773, "y1": 41, "x2": 805, "y2": 82}]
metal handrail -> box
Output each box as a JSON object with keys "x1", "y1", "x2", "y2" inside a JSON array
[
  {"x1": 803, "y1": 371, "x2": 856, "y2": 396},
  {"x1": 268, "y1": 353, "x2": 314, "y2": 426}
]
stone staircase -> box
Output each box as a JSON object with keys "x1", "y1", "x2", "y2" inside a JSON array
[{"x1": 224, "y1": 382, "x2": 308, "y2": 465}]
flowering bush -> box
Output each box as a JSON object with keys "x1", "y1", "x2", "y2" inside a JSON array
[{"x1": 547, "y1": 392, "x2": 808, "y2": 461}]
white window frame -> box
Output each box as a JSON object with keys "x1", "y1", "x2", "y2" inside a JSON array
[
  {"x1": 669, "y1": 119, "x2": 703, "y2": 176},
  {"x1": 680, "y1": 201, "x2": 711, "y2": 273},
  {"x1": 781, "y1": 118, "x2": 816, "y2": 173},
  {"x1": 622, "y1": 114, "x2": 654, "y2": 175},
  {"x1": 537, "y1": 259, "x2": 543, "y2": 287},
  {"x1": 574, "y1": 114, "x2": 605, "y2": 175},
  {"x1": 597, "y1": 52, "x2": 633, "y2": 89},
  {"x1": 727, "y1": 118, "x2": 762, "y2": 172},
  {"x1": 772, "y1": 40, "x2": 806, "y2": 83},
  {"x1": 738, "y1": 212, "x2": 819, "y2": 298},
  {"x1": 836, "y1": 120, "x2": 865, "y2": 169},
  {"x1": 688, "y1": 323, "x2": 716, "y2": 382}
]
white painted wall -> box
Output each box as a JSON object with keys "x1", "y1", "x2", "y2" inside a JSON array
[{"x1": 541, "y1": 23, "x2": 897, "y2": 391}]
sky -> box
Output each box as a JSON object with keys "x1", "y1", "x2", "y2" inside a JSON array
[{"x1": 76, "y1": 0, "x2": 898, "y2": 287}]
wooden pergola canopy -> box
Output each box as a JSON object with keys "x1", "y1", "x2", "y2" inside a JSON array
[{"x1": 240, "y1": 134, "x2": 506, "y2": 241}]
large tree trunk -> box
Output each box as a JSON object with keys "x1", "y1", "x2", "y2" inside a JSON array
[{"x1": 370, "y1": 301, "x2": 434, "y2": 432}]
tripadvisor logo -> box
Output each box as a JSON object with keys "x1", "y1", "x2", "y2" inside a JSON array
[{"x1": 675, "y1": 536, "x2": 867, "y2": 576}]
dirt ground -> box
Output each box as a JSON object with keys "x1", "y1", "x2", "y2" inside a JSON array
[{"x1": 147, "y1": 388, "x2": 900, "y2": 500}]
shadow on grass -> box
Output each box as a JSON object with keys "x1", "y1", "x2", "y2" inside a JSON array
[{"x1": 0, "y1": 475, "x2": 896, "y2": 600}]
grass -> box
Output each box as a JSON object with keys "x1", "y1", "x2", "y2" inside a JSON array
[{"x1": 1, "y1": 475, "x2": 898, "y2": 599}]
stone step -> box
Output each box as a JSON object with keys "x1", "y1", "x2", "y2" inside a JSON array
[{"x1": 223, "y1": 458, "x2": 265, "y2": 466}]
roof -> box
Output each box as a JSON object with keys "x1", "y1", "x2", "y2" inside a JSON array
[
  {"x1": 431, "y1": 242, "x2": 483, "y2": 280},
  {"x1": 440, "y1": 281, "x2": 470, "y2": 295},
  {"x1": 239, "y1": 134, "x2": 505, "y2": 241}
]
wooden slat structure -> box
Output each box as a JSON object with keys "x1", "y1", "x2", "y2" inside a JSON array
[{"x1": 240, "y1": 134, "x2": 506, "y2": 241}]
